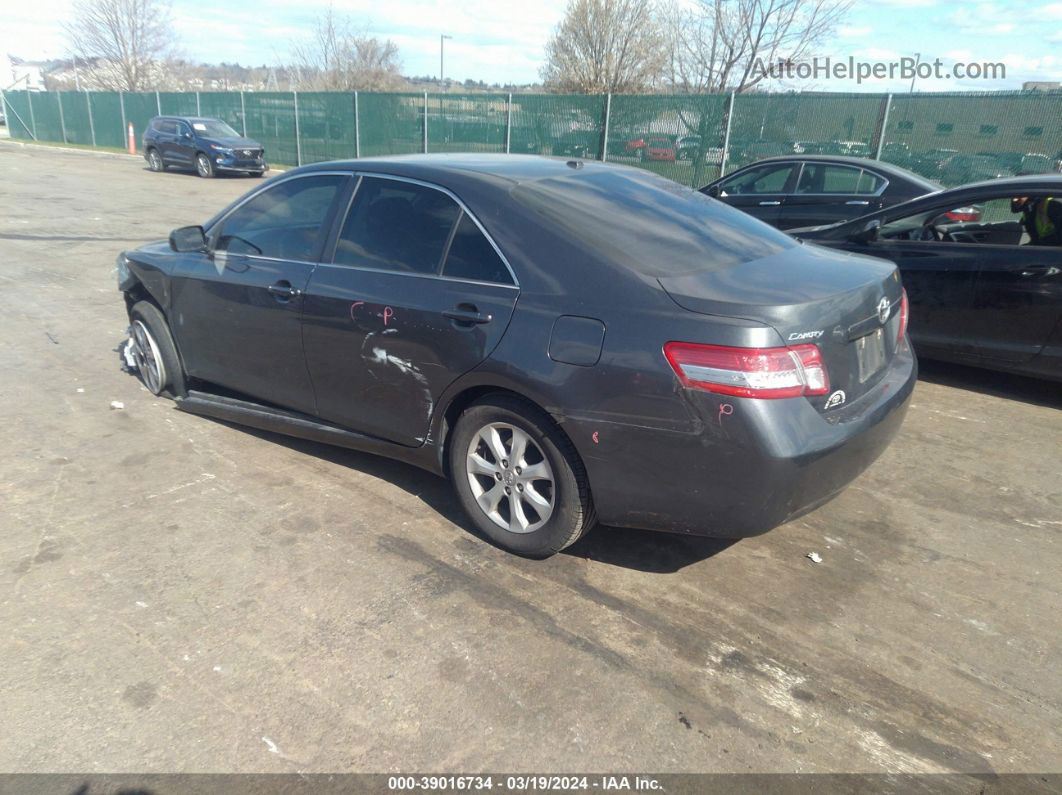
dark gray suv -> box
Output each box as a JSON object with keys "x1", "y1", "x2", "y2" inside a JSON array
[{"x1": 143, "y1": 116, "x2": 268, "y2": 178}]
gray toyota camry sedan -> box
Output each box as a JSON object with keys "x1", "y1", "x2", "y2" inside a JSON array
[{"x1": 117, "y1": 155, "x2": 915, "y2": 557}]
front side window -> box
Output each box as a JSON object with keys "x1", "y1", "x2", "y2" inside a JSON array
[
  {"x1": 216, "y1": 175, "x2": 345, "y2": 261},
  {"x1": 334, "y1": 177, "x2": 461, "y2": 274},
  {"x1": 719, "y1": 163, "x2": 794, "y2": 195},
  {"x1": 879, "y1": 196, "x2": 1029, "y2": 245}
]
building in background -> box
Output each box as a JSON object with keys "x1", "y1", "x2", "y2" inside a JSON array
[
  {"x1": 7, "y1": 57, "x2": 47, "y2": 91},
  {"x1": 1022, "y1": 81, "x2": 1061, "y2": 92}
]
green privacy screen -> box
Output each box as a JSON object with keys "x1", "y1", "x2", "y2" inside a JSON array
[{"x1": 4, "y1": 88, "x2": 1060, "y2": 186}]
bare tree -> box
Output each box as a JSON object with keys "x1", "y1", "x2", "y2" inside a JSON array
[
  {"x1": 667, "y1": 0, "x2": 852, "y2": 94},
  {"x1": 63, "y1": 0, "x2": 177, "y2": 90},
  {"x1": 541, "y1": 0, "x2": 668, "y2": 93},
  {"x1": 289, "y1": 7, "x2": 403, "y2": 91}
]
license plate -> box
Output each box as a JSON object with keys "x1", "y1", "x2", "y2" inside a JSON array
[{"x1": 856, "y1": 327, "x2": 886, "y2": 383}]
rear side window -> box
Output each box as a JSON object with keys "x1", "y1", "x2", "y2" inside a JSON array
[
  {"x1": 156, "y1": 120, "x2": 177, "y2": 134},
  {"x1": 443, "y1": 213, "x2": 513, "y2": 285},
  {"x1": 855, "y1": 170, "x2": 886, "y2": 194},
  {"x1": 797, "y1": 164, "x2": 885, "y2": 195},
  {"x1": 334, "y1": 177, "x2": 461, "y2": 274},
  {"x1": 216, "y1": 175, "x2": 345, "y2": 261}
]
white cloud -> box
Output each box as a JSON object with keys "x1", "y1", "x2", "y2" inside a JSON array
[
  {"x1": 838, "y1": 26, "x2": 871, "y2": 37},
  {"x1": 1043, "y1": 2, "x2": 1062, "y2": 18}
]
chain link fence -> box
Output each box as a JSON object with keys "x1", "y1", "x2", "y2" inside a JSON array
[{"x1": 3, "y1": 88, "x2": 1060, "y2": 187}]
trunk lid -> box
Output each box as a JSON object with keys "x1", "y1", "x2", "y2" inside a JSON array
[{"x1": 659, "y1": 241, "x2": 905, "y2": 411}]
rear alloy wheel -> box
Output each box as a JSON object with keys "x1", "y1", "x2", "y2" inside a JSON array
[
  {"x1": 450, "y1": 396, "x2": 596, "y2": 557},
  {"x1": 467, "y1": 423, "x2": 556, "y2": 533},
  {"x1": 195, "y1": 153, "x2": 215, "y2": 178},
  {"x1": 147, "y1": 148, "x2": 164, "y2": 172}
]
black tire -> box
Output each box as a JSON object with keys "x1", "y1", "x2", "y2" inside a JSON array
[
  {"x1": 449, "y1": 394, "x2": 596, "y2": 557},
  {"x1": 128, "y1": 301, "x2": 186, "y2": 398},
  {"x1": 146, "y1": 147, "x2": 165, "y2": 172},
  {"x1": 195, "y1": 152, "x2": 215, "y2": 178}
]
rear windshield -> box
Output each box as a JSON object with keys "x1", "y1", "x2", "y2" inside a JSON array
[{"x1": 511, "y1": 169, "x2": 795, "y2": 277}]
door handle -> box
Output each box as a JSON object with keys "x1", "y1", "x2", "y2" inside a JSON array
[
  {"x1": 444, "y1": 307, "x2": 492, "y2": 325},
  {"x1": 267, "y1": 281, "x2": 302, "y2": 300},
  {"x1": 758, "y1": 200, "x2": 781, "y2": 206},
  {"x1": 846, "y1": 200, "x2": 871, "y2": 206}
]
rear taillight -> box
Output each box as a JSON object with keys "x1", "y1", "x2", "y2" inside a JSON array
[
  {"x1": 943, "y1": 206, "x2": 981, "y2": 222},
  {"x1": 897, "y1": 288, "x2": 909, "y2": 346},
  {"x1": 663, "y1": 342, "x2": 830, "y2": 399}
]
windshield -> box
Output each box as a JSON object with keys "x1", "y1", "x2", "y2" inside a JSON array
[
  {"x1": 511, "y1": 169, "x2": 796, "y2": 277},
  {"x1": 190, "y1": 119, "x2": 240, "y2": 138}
]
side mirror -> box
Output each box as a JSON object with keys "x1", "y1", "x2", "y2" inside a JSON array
[
  {"x1": 849, "y1": 219, "x2": 881, "y2": 245},
  {"x1": 704, "y1": 184, "x2": 720, "y2": 198},
  {"x1": 169, "y1": 225, "x2": 207, "y2": 253}
]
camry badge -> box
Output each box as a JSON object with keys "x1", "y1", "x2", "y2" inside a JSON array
[{"x1": 877, "y1": 297, "x2": 891, "y2": 325}]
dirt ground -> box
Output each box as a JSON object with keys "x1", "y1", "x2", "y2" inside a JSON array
[{"x1": 0, "y1": 142, "x2": 1059, "y2": 775}]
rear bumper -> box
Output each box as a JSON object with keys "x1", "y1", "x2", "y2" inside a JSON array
[{"x1": 568, "y1": 344, "x2": 916, "y2": 537}]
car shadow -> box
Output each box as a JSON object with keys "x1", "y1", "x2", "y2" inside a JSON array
[
  {"x1": 230, "y1": 423, "x2": 735, "y2": 573},
  {"x1": 140, "y1": 166, "x2": 255, "y2": 179},
  {"x1": 171, "y1": 408, "x2": 732, "y2": 572},
  {"x1": 917, "y1": 357, "x2": 1062, "y2": 410},
  {"x1": 115, "y1": 342, "x2": 736, "y2": 573}
]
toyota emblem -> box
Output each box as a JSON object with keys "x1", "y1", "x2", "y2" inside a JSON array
[{"x1": 877, "y1": 297, "x2": 891, "y2": 325}]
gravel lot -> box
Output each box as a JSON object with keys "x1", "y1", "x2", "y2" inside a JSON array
[{"x1": 1, "y1": 142, "x2": 1059, "y2": 776}]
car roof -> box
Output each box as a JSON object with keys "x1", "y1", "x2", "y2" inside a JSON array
[
  {"x1": 153, "y1": 116, "x2": 223, "y2": 124},
  {"x1": 295, "y1": 153, "x2": 655, "y2": 186}
]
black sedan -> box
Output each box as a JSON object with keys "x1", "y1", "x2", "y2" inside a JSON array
[
  {"x1": 117, "y1": 155, "x2": 914, "y2": 557},
  {"x1": 793, "y1": 175, "x2": 1062, "y2": 381},
  {"x1": 700, "y1": 155, "x2": 941, "y2": 230}
]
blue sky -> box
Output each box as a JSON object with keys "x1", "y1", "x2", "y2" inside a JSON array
[{"x1": 3, "y1": 0, "x2": 1060, "y2": 90}]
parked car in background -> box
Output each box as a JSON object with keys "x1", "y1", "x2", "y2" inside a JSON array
[
  {"x1": 143, "y1": 116, "x2": 267, "y2": 178},
  {"x1": 677, "y1": 135, "x2": 701, "y2": 160},
  {"x1": 551, "y1": 130, "x2": 597, "y2": 158},
  {"x1": 624, "y1": 135, "x2": 648, "y2": 154},
  {"x1": 729, "y1": 140, "x2": 784, "y2": 168},
  {"x1": 998, "y1": 151, "x2": 1057, "y2": 175},
  {"x1": 117, "y1": 154, "x2": 914, "y2": 557},
  {"x1": 792, "y1": 175, "x2": 1062, "y2": 381},
  {"x1": 939, "y1": 153, "x2": 1012, "y2": 185},
  {"x1": 879, "y1": 142, "x2": 914, "y2": 170},
  {"x1": 700, "y1": 155, "x2": 941, "y2": 230},
  {"x1": 911, "y1": 148, "x2": 959, "y2": 178},
  {"x1": 641, "y1": 135, "x2": 677, "y2": 161}
]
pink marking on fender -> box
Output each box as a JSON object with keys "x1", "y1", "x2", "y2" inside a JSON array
[
  {"x1": 349, "y1": 301, "x2": 365, "y2": 321},
  {"x1": 591, "y1": 431, "x2": 599, "y2": 444},
  {"x1": 383, "y1": 306, "x2": 394, "y2": 326}
]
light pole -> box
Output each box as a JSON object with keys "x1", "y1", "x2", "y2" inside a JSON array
[
  {"x1": 440, "y1": 34, "x2": 452, "y2": 83},
  {"x1": 909, "y1": 52, "x2": 921, "y2": 93}
]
